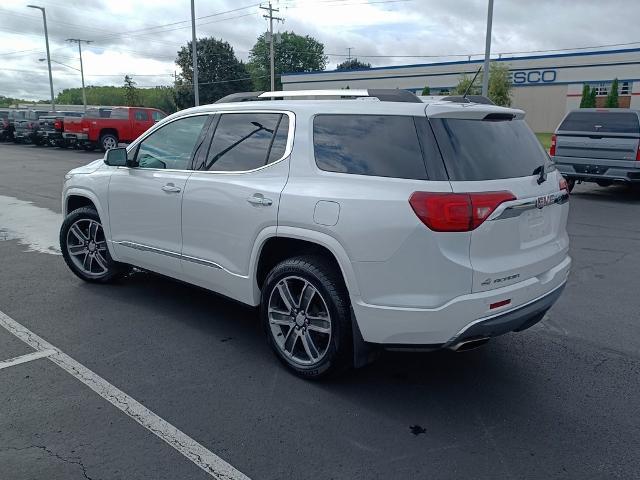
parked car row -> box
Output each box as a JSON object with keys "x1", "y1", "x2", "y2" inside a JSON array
[{"x1": 0, "y1": 106, "x2": 166, "y2": 151}]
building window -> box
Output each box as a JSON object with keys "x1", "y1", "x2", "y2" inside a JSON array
[
  {"x1": 620, "y1": 81, "x2": 630, "y2": 95},
  {"x1": 593, "y1": 83, "x2": 609, "y2": 96},
  {"x1": 590, "y1": 81, "x2": 631, "y2": 96}
]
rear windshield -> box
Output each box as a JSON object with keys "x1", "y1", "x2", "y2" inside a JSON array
[
  {"x1": 558, "y1": 111, "x2": 640, "y2": 134},
  {"x1": 313, "y1": 114, "x2": 429, "y2": 180},
  {"x1": 430, "y1": 118, "x2": 549, "y2": 181}
]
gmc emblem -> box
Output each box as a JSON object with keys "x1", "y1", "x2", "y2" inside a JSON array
[{"x1": 536, "y1": 194, "x2": 555, "y2": 209}]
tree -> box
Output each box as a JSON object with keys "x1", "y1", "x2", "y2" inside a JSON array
[
  {"x1": 336, "y1": 58, "x2": 371, "y2": 71},
  {"x1": 123, "y1": 75, "x2": 139, "y2": 106},
  {"x1": 175, "y1": 37, "x2": 252, "y2": 109},
  {"x1": 453, "y1": 63, "x2": 513, "y2": 106},
  {"x1": 421, "y1": 85, "x2": 430, "y2": 96},
  {"x1": 248, "y1": 31, "x2": 327, "y2": 91},
  {"x1": 579, "y1": 85, "x2": 591, "y2": 108},
  {"x1": 589, "y1": 87, "x2": 597, "y2": 108},
  {"x1": 606, "y1": 78, "x2": 619, "y2": 108}
]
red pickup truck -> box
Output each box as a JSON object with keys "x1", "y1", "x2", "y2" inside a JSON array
[{"x1": 63, "y1": 106, "x2": 166, "y2": 151}]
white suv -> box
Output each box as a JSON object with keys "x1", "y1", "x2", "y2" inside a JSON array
[{"x1": 60, "y1": 90, "x2": 571, "y2": 378}]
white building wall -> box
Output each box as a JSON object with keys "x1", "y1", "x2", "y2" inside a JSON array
[
  {"x1": 281, "y1": 48, "x2": 640, "y2": 132},
  {"x1": 631, "y1": 81, "x2": 640, "y2": 109},
  {"x1": 512, "y1": 84, "x2": 568, "y2": 132}
]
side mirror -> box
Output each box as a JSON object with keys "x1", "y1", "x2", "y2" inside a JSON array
[{"x1": 104, "y1": 147, "x2": 128, "y2": 167}]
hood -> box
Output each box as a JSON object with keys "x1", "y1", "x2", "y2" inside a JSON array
[{"x1": 68, "y1": 158, "x2": 105, "y2": 175}]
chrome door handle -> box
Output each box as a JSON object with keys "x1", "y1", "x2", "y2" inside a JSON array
[
  {"x1": 247, "y1": 194, "x2": 273, "y2": 206},
  {"x1": 162, "y1": 183, "x2": 181, "y2": 193}
]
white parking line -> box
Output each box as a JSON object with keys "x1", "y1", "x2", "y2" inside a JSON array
[
  {"x1": 0, "y1": 310, "x2": 251, "y2": 480},
  {"x1": 0, "y1": 349, "x2": 56, "y2": 370}
]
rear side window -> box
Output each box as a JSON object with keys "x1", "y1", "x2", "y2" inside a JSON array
[
  {"x1": 313, "y1": 115, "x2": 428, "y2": 180},
  {"x1": 111, "y1": 108, "x2": 128, "y2": 119},
  {"x1": 134, "y1": 110, "x2": 148, "y2": 121},
  {"x1": 430, "y1": 118, "x2": 548, "y2": 181},
  {"x1": 201, "y1": 113, "x2": 288, "y2": 172},
  {"x1": 559, "y1": 111, "x2": 640, "y2": 134}
]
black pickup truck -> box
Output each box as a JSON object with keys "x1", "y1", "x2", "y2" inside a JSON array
[
  {"x1": 14, "y1": 109, "x2": 51, "y2": 145},
  {"x1": 0, "y1": 109, "x2": 11, "y2": 141},
  {"x1": 39, "y1": 111, "x2": 84, "y2": 147}
]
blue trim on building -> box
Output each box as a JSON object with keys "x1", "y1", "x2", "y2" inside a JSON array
[
  {"x1": 401, "y1": 78, "x2": 640, "y2": 92},
  {"x1": 282, "y1": 46, "x2": 640, "y2": 78},
  {"x1": 283, "y1": 60, "x2": 640, "y2": 85}
]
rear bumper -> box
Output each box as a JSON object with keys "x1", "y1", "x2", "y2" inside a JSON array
[
  {"x1": 62, "y1": 133, "x2": 89, "y2": 141},
  {"x1": 352, "y1": 255, "x2": 570, "y2": 345},
  {"x1": 553, "y1": 156, "x2": 640, "y2": 183}
]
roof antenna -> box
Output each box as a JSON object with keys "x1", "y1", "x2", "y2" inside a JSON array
[{"x1": 462, "y1": 66, "x2": 483, "y2": 102}]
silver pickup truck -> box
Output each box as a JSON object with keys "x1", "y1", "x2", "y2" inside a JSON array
[{"x1": 551, "y1": 109, "x2": 640, "y2": 191}]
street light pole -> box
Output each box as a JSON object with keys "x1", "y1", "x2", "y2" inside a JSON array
[
  {"x1": 27, "y1": 5, "x2": 55, "y2": 111},
  {"x1": 67, "y1": 39, "x2": 92, "y2": 113},
  {"x1": 481, "y1": 0, "x2": 494, "y2": 97},
  {"x1": 190, "y1": 0, "x2": 199, "y2": 106}
]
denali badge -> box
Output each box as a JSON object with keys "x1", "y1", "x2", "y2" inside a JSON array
[{"x1": 536, "y1": 194, "x2": 555, "y2": 209}]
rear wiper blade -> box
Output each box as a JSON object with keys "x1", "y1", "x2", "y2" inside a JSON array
[{"x1": 532, "y1": 165, "x2": 547, "y2": 185}]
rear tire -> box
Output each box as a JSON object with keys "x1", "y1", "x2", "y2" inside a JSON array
[
  {"x1": 260, "y1": 255, "x2": 352, "y2": 379},
  {"x1": 100, "y1": 133, "x2": 118, "y2": 151},
  {"x1": 596, "y1": 181, "x2": 612, "y2": 187},
  {"x1": 566, "y1": 178, "x2": 576, "y2": 193},
  {"x1": 60, "y1": 207, "x2": 130, "y2": 283}
]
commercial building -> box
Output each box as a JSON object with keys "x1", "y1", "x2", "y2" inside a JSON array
[{"x1": 281, "y1": 47, "x2": 640, "y2": 132}]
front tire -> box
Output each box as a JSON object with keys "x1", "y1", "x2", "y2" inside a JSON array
[
  {"x1": 261, "y1": 255, "x2": 352, "y2": 379},
  {"x1": 60, "y1": 207, "x2": 129, "y2": 283}
]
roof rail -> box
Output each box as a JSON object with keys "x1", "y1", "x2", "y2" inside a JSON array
[
  {"x1": 214, "y1": 89, "x2": 424, "y2": 104},
  {"x1": 258, "y1": 89, "x2": 370, "y2": 98},
  {"x1": 215, "y1": 91, "x2": 265, "y2": 103},
  {"x1": 258, "y1": 89, "x2": 423, "y2": 103}
]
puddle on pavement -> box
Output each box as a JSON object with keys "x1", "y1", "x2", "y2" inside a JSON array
[{"x1": 0, "y1": 195, "x2": 62, "y2": 255}]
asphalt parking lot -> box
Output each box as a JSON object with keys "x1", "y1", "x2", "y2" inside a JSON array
[{"x1": 1, "y1": 143, "x2": 639, "y2": 479}]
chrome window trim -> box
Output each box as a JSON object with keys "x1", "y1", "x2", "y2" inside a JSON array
[
  {"x1": 114, "y1": 241, "x2": 248, "y2": 278},
  {"x1": 121, "y1": 110, "x2": 295, "y2": 175}
]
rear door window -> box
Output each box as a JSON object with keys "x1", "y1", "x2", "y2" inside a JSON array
[
  {"x1": 201, "y1": 113, "x2": 288, "y2": 172},
  {"x1": 558, "y1": 111, "x2": 640, "y2": 134},
  {"x1": 430, "y1": 118, "x2": 548, "y2": 181},
  {"x1": 313, "y1": 115, "x2": 429, "y2": 180}
]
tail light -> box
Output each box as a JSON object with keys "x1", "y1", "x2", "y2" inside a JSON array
[
  {"x1": 27, "y1": 122, "x2": 33, "y2": 129},
  {"x1": 54, "y1": 119, "x2": 62, "y2": 130},
  {"x1": 636, "y1": 144, "x2": 640, "y2": 161},
  {"x1": 549, "y1": 134, "x2": 557, "y2": 156},
  {"x1": 559, "y1": 176, "x2": 569, "y2": 194},
  {"x1": 409, "y1": 191, "x2": 516, "y2": 232}
]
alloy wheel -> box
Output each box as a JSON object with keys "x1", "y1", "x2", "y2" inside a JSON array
[
  {"x1": 66, "y1": 218, "x2": 110, "y2": 278},
  {"x1": 267, "y1": 276, "x2": 332, "y2": 367}
]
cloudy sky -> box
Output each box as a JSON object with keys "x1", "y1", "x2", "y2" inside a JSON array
[{"x1": 1, "y1": 0, "x2": 639, "y2": 101}]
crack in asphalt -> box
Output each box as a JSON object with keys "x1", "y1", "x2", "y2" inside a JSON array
[{"x1": 0, "y1": 445, "x2": 96, "y2": 480}]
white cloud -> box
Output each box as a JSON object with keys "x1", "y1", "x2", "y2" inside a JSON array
[{"x1": 1, "y1": 0, "x2": 639, "y2": 100}]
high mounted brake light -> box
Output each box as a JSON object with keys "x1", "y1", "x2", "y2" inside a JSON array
[{"x1": 409, "y1": 191, "x2": 516, "y2": 232}]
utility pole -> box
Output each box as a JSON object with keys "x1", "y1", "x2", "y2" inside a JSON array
[
  {"x1": 347, "y1": 47, "x2": 353, "y2": 62},
  {"x1": 190, "y1": 0, "x2": 199, "y2": 106},
  {"x1": 27, "y1": 5, "x2": 54, "y2": 111},
  {"x1": 260, "y1": 2, "x2": 283, "y2": 91},
  {"x1": 481, "y1": 0, "x2": 494, "y2": 97},
  {"x1": 66, "y1": 39, "x2": 91, "y2": 113}
]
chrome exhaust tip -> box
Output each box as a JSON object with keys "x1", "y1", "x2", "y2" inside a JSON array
[{"x1": 449, "y1": 337, "x2": 490, "y2": 352}]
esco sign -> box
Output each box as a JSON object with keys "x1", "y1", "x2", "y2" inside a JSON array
[{"x1": 510, "y1": 69, "x2": 557, "y2": 84}]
